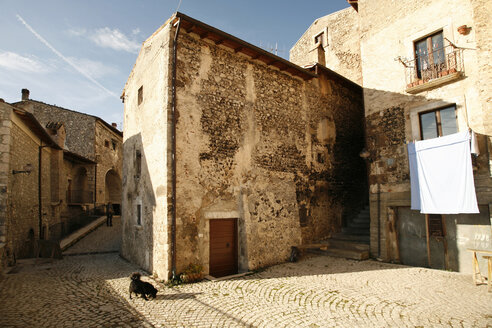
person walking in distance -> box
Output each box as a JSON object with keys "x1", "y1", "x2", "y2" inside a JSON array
[{"x1": 106, "y1": 202, "x2": 114, "y2": 226}]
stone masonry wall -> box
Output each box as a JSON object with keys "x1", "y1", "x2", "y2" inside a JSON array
[
  {"x1": 0, "y1": 103, "x2": 12, "y2": 270},
  {"x1": 173, "y1": 30, "x2": 365, "y2": 274},
  {"x1": 122, "y1": 22, "x2": 172, "y2": 278},
  {"x1": 8, "y1": 117, "x2": 53, "y2": 259},
  {"x1": 290, "y1": 8, "x2": 362, "y2": 85},
  {"x1": 94, "y1": 121, "x2": 122, "y2": 207},
  {"x1": 23, "y1": 101, "x2": 97, "y2": 160},
  {"x1": 358, "y1": 0, "x2": 492, "y2": 265}
]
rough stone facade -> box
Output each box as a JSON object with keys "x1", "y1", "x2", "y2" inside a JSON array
[
  {"x1": 0, "y1": 102, "x2": 58, "y2": 270},
  {"x1": 122, "y1": 14, "x2": 366, "y2": 279},
  {"x1": 354, "y1": 0, "x2": 492, "y2": 273},
  {"x1": 290, "y1": 8, "x2": 362, "y2": 85},
  {"x1": 15, "y1": 98, "x2": 123, "y2": 214}
]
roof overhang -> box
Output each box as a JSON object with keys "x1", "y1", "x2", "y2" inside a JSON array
[
  {"x1": 347, "y1": 0, "x2": 358, "y2": 12},
  {"x1": 12, "y1": 108, "x2": 61, "y2": 149},
  {"x1": 173, "y1": 12, "x2": 317, "y2": 81},
  {"x1": 63, "y1": 150, "x2": 96, "y2": 164},
  {"x1": 303, "y1": 63, "x2": 362, "y2": 92}
]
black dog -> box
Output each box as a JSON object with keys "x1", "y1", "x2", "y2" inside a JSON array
[{"x1": 129, "y1": 272, "x2": 158, "y2": 300}]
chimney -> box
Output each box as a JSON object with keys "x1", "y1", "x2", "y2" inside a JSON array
[
  {"x1": 21, "y1": 89, "x2": 30, "y2": 101},
  {"x1": 111, "y1": 123, "x2": 117, "y2": 128}
]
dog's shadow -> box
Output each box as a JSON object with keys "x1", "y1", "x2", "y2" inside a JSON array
[{"x1": 154, "y1": 292, "x2": 202, "y2": 301}]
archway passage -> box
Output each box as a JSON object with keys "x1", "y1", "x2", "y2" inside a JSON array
[{"x1": 105, "y1": 169, "x2": 122, "y2": 215}]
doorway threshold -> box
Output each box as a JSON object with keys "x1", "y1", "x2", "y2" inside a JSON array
[{"x1": 204, "y1": 272, "x2": 251, "y2": 281}]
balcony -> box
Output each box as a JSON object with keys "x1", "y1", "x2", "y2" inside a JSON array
[
  {"x1": 67, "y1": 190, "x2": 94, "y2": 204},
  {"x1": 404, "y1": 45, "x2": 464, "y2": 94}
]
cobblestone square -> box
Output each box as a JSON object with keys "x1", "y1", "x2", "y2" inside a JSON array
[{"x1": 1, "y1": 218, "x2": 490, "y2": 327}]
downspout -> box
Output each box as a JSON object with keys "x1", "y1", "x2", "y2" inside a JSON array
[
  {"x1": 171, "y1": 16, "x2": 181, "y2": 281},
  {"x1": 38, "y1": 143, "x2": 49, "y2": 239}
]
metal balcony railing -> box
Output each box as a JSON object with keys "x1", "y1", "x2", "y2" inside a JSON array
[
  {"x1": 66, "y1": 190, "x2": 94, "y2": 204},
  {"x1": 404, "y1": 45, "x2": 464, "y2": 90}
]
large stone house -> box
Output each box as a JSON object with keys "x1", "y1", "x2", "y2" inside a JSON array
[
  {"x1": 121, "y1": 12, "x2": 367, "y2": 279},
  {"x1": 293, "y1": 0, "x2": 491, "y2": 273}
]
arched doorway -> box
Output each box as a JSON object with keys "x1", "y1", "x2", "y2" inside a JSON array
[{"x1": 105, "y1": 169, "x2": 122, "y2": 214}]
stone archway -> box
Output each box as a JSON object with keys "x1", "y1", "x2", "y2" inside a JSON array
[
  {"x1": 105, "y1": 169, "x2": 122, "y2": 214},
  {"x1": 72, "y1": 167, "x2": 90, "y2": 203}
]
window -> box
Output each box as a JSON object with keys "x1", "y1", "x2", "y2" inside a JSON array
[
  {"x1": 427, "y1": 214, "x2": 444, "y2": 237},
  {"x1": 137, "y1": 204, "x2": 142, "y2": 226},
  {"x1": 111, "y1": 139, "x2": 117, "y2": 150},
  {"x1": 104, "y1": 140, "x2": 109, "y2": 148},
  {"x1": 414, "y1": 31, "x2": 445, "y2": 79},
  {"x1": 135, "y1": 150, "x2": 142, "y2": 178},
  {"x1": 313, "y1": 28, "x2": 328, "y2": 47},
  {"x1": 419, "y1": 105, "x2": 457, "y2": 140},
  {"x1": 138, "y1": 86, "x2": 143, "y2": 105}
]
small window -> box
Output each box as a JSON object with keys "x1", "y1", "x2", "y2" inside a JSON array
[
  {"x1": 135, "y1": 150, "x2": 142, "y2": 178},
  {"x1": 427, "y1": 214, "x2": 444, "y2": 237},
  {"x1": 104, "y1": 140, "x2": 110, "y2": 148},
  {"x1": 419, "y1": 105, "x2": 457, "y2": 140},
  {"x1": 313, "y1": 28, "x2": 328, "y2": 47},
  {"x1": 137, "y1": 204, "x2": 142, "y2": 226},
  {"x1": 111, "y1": 140, "x2": 117, "y2": 150},
  {"x1": 414, "y1": 31, "x2": 445, "y2": 79},
  {"x1": 138, "y1": 86, "x2": 143, "y2": 105}
]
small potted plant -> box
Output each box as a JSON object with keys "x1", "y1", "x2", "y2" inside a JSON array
[{"x1": 180, "y1": 263, "x2": 204, "y2": 283}]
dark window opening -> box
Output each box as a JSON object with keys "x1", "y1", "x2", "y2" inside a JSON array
[
  {"x1": 138, "y1": 86, "x2": 143, "y2": 105},
  {"x1": 419, "y1": 105, "x2": 457, "y2": 140},
  {"x1": 299, "y1": 205, "x2": 308, "y2": 227},
  {"x1": 414, "y1": 31, "x2": 445, "y2": 79},
  {"x1": 137, "y1": 204, "x2": 142, "y2": 226},
  {"x1": 135, "y1": 150, "x2": 142, "y2": 178},
  {"x1": 111, "y1": 140, "x2": 117, "y2": 150},
  {"x1": 104, "y1": 140, "x2": 109, "y2": 148},
  {"x1": 427, "y1": 214, "x2": 444, "y2": 237}
]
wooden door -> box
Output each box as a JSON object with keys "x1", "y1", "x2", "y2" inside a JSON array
[{"x1": 209, "y1": 218, "x2": 238, "y2": 277}]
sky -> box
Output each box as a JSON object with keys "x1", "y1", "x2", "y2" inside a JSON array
[{"x1": 0, "y1": 1, "x2": 350, "y2": 129}]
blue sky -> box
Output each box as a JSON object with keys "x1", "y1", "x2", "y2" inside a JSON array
[{"x1": 0, "y1": 1, "x2": 349, "y2": 128}]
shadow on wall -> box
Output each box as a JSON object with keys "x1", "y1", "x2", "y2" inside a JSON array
[
  {"x1": 121, "y1": 133, "x2": 157, "y2": 276},
  {"x1": 362, "y1": 86, "x2": 491, "y2": 274}
]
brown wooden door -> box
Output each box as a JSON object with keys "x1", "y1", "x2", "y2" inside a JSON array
[{"x1": 209, "y1": 218, "x2": 238, "y2": 277}]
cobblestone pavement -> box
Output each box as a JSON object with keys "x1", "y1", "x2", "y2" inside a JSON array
[
  {"x1": 63, "y1": 216, "x2": 122, "y2": 255},
  {"x1": 1, "y1": 219, "x2": 491, "y2": 327}
]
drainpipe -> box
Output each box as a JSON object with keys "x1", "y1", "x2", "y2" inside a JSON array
[
  {"x1": 38, "y1": 143, "x2": 49, "y2": 239},
  {"x1": 170, "y1": 16, "x2": 181, "y2": 281}
]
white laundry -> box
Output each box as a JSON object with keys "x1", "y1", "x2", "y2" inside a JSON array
[
  {"x1": 407, "y1": 142, "x2": 421, "y2": 210},
  {"x1": 470, "y1": 130, "x2": 479, "y2": 155},
  {"x1": 414, "y1": 131, "x2": 479, "y2": 214}
]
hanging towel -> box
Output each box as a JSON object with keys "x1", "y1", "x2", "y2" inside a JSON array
[
  {"x1": 407, "y1": 142, "x2": 421, "y2": 210},
  {"x1": 414, "y1": 130, "x2": 479, "y2": 214}
]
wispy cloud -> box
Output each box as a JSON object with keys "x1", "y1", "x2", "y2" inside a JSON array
[
  {"x1": 67, "y1": 57, "x2": 118, "y2": 79},
  {"x1": 90, "y1": 27, "x2": 140, "y2": 53},
  {"x1": 66, "y1": 28, "x2": 87, "y2": 37},
  {"x1": 16, "y1": 14, "x2": 118, "y2": 98},
  {"x1": 0, "y1": 51, "x2": 49, "y2": 73}
]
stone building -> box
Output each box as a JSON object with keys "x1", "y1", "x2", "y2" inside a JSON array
[
  {"x1": 121, "y1": 12, "x2": 366, "y2": 279},
  {"x1": 294, "y1": 0, "x2": 491, "y2": 273},
  {"x1": 15, "y1": 90, "x2": 123, "y2": 217},
  {"x1": 0, "y1": 90, "x2": 123, "y2": 271},
  {"x1": 0, "y1": 101, "x2": 61, "y2": 270}
]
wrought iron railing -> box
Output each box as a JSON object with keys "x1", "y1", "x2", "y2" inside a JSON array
[
  {"x1": 404, "y1": 45, "x2": 464, "y2": 88},
  {"x1": 66, "y1": 190, "x2": 94, "y2": 204}
]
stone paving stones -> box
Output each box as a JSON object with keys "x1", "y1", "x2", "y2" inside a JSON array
[{"x1": 0, "y1": 216, "x2": 491, "y2": 327}]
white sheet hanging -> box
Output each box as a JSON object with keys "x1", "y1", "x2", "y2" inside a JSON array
[
  {"x1": 407, "y1": 142, "x2": 421, "y2": 210},
  {"x1": 414, "y1": 130, "x2": 479, "y2": 214}
]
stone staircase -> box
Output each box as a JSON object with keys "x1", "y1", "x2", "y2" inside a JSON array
[{"x1": 307, "y1": 205, "x2": 371, "y2": 260}]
